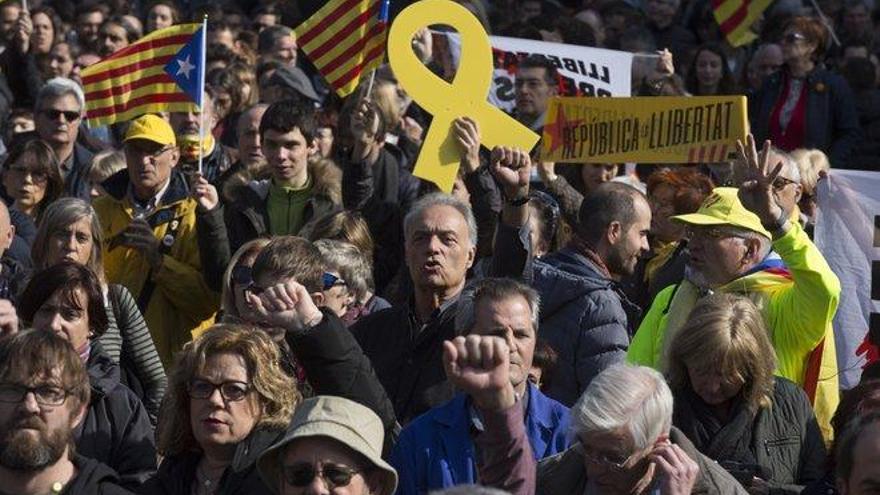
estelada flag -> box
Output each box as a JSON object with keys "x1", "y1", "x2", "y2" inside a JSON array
[
  {"x1": 81, "y1": 23, "x2": 206, "y2": 127},
  {"x1": 712, "y1": 0, "x2": 772, "y2": 47},
  {"x1": 295, "y1": 0, "x2": 390, "y2": 98}
]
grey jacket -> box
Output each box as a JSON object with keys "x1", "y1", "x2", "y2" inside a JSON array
[
  {"x1": 537, "y1": 427, "x2": 748, "y2": 495},
  {"x1": 533, "y1": 247, "x2": 637, "y2": 406}
]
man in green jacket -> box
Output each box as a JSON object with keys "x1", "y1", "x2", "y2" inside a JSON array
[{"x1": 627, "y1": 136, "x2": 841, "y2": 441}]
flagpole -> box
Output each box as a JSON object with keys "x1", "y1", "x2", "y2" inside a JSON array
[
  {"x1": 197, "y1": 15, "x2": 208, "y2": 177},
  {"x1": 807, "y1": 0, "x2": 841, "y2": 47},
  {"x1": 364, "y1": 0, "x2": 391, "y2": 101}
]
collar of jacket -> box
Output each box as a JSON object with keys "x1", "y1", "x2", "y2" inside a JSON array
[
  {"x1": 86, "y1": 341, "x2": 120, "y2": 400},
  {"x1": 101, "y1": 168, "x2": 191, "y2": 207}
]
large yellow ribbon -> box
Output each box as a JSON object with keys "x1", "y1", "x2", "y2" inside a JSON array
[{"x1": 387, "y1": 0, "x2": 539, "y2": 192}]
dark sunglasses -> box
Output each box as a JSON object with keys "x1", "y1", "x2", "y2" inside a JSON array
[
  {"x1": 231, "y1": 265, "x2": 253, "y2": 287},
  {"x1": 283, "y1": 462, "x2": 360, "y2": 488},
  {"x1": 322, "y1": 272, "x2": 346, "y2": 290},
  {"x1": 187, "y1": 379, "x2": 251, "y2": 402},
  {"x1": 39, "y1": 109, "x2": 80, "y2": 122}
]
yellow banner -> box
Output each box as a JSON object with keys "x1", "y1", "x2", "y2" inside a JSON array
[{"x1": 541, "y1": 95, "x2": 748, "y2": 164}]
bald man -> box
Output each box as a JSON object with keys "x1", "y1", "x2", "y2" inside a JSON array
[{"x1": 0, "y1": 201, "x2": 28, "y2": 304}]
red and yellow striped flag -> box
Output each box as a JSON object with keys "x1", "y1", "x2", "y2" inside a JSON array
[
  {"x1": 294, "y1": 0, "x2": 389, "y2": 98},
  {"x1": 712, "y1": 0, "x2": 772, "y2": 47},
  {"x1": 81, "y1": 24, "x2": 201, "y2": 127}
]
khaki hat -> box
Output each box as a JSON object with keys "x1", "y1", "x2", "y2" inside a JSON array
[
  {"x1": 672, "y1": 187, "x2": 772, "y2": 239},
  {"x1": 257, "y1": 396, "x2": 397, "y2": 495},
  {"x1": 123, "y1": 114, "x2": 176, "y2": 146}
]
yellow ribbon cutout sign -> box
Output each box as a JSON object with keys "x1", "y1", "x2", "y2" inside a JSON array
[{"x1": 388, "y1": 0, "x2": 539, "y2": 192}]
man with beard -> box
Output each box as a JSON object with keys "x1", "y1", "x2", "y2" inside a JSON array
[
  {"x1": 0, "y1": 330, "x2": 133, "y2": 494},
  {"x1": 532, "y1": 182, "x2": 651, "y2": 406},
  {"x1": 628, "y1": 135, "x2": 841, "y2": 441},
  {"x1": 169, "y1": 89, "x2": 237, "y2": 185}
]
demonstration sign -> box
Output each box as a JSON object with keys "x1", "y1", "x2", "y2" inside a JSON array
[
  {"x1": 444, "y1": 34, "x2": 634, "y2": 112},
  {"x1": 541, "y1": 95, "x2": 748, "y2": 164}
]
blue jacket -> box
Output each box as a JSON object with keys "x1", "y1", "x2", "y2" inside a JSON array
[
  {"x1": 390, "y1": 382, "x2": 570, "y2": 494},
  {"x1": 532, "y1": 247, "x2": 637, "y2": 406}
]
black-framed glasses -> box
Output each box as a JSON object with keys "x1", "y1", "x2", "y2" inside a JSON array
[
  {"x1": 0, "y1": 383, "x2": 69, "y2": 406},
  {"x1": 39, "y1": 109, "x2": 81, "y2": 122},
  {"x1": 187, "y1": 379, "x2": 251, "y2": 402},
  {"x1": 283, "y1": 462, "x2": 360, "y2": 488},
  {"x1": 322, "y1": 272, "x2": 347, "y2": 290},
  {"x1": 231, "y1": 265, "x2": 254, "y2": 287}
]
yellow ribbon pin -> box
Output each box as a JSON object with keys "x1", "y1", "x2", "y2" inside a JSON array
[{"x1": 388, "y1": 0, "x2": 539, "y2": 192}]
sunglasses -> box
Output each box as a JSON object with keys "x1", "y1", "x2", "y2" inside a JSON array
[
  {"x1": 39, "y1": 109, "x2": 81, "y2": 122},
  {"x1": 283, "y1": 462, "x2": 360, "y2": 488},
  {"x1": 322, "y1": 272, "x2": 347, "y2": 290},
  {"x1": 187, "y1": 379, "x2": 251, "y2": 402},
  {"x1": 772, "y1": 176, "x2": 798, "y2": 190}
]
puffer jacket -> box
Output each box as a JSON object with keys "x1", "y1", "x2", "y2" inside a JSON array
[
  {"x1": 674, "y1": 378, "x2": 826, "y2": 495},
  {"x1": 96, "y1": 169, "x2": 219, "y2": 367},
  {"x1": 532, "y1": 247, "x2": 637, "y2": 406},
  {"x1": 76, "y1": 343, "x2": 157, "y2": 490},
  {"x1": 537, "y1": 427, "x2": 748, "y2": 495}
]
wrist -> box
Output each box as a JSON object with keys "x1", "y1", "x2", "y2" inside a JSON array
[
  {"x1": 304, "y1": 310, "x2": 324, "y2": 328},
  {"x1": 503, "y1": 186, "x2": 529, "y2": 204},
  {"x1": 473, "y1": 385, "x2": 516, "y2": 412}
]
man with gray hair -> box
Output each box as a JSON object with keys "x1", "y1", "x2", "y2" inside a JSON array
[
  {"x1": 390, "y1": 278, "x2": 570, "y2": 492},
  {"x1": 352, "y1": 146, "x2": 534, "y2": 424},
  {"x1": 34, "y1": 77, "x2": 94, "y2": 200},
  {"x1": 629, "y1": 135, "x2": 841, "y2": 440},
  {"x1": 746, "y1": 44, "x2": 783, "y2": 92},
  {"x1": 537, "y1": 363, "x2": 746, "y2": 494}
]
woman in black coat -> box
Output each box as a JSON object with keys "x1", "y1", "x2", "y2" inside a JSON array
[
  {"x1": 749, "y1": 16, "x2": 861, "y2": 168},
  {"x1": 666, "y1": 293, "x2": 826, "y2": 495}
]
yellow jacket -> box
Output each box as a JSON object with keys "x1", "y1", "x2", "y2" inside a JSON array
[
  {"x1": 95, "y1": 171, "x2": 218, "y2": 367},
  {"x1": 628, "y1": 221, "x2": 841, "y2": 441}
]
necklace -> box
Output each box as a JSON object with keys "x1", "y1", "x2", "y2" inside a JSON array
[{"x1": 194, "y1": 463, "x2": 224, "y2": 495}]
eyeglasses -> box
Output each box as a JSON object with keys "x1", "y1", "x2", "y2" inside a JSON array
[
  {"x1": 782, "y1": 32, "x2": 807, "y2": 44},
  {"x1": 187, "y1": 379, "x2": 251, "y2": 402},
  {"x1": 772, "y1": 176, "x2": 798, "y2": 190},
  {"x1": 684, "y1": 226, "x2": 746, "y2": 243},
  {"x1": 231, "y1": 265, "x2": 253, "y2": 287},
  {"x1": 125, "y1": 145, "x2": 175, "y2": 161},
  {"x1": 322, "y1": 272, "x2": 347, "y2": 290},
  {"x1": 7, "y1": 165, "x2": 49, "y2": 184},
  {"x1": 283, "y1": 462, "x2": 360, "y2": 488},
  {"x1": 0, "y1": 383, "x2": 69, "y2": 406},
  {"x1": 576, "y1": 441, "x2": 637, "y2": 471},
  {"x1": 39, "y1": 109, "x2": 81, "y2": 122}
]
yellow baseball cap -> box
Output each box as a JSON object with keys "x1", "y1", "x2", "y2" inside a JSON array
[
  {"x1": 123, "y1": 114, "x2": 176, "y2": 146},
  {"x1": 672, "y1": 187, "x2": 772, "y2": 239}
]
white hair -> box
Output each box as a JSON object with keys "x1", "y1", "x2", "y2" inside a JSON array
[
  {"x1": 404, "y1": 192, "x2": 478, "y2": 248},
  {"x1": 36, "y1": 77, "x2": 86, "y2": 113},
  {"x1": 570, "y1": 364, "x2": 673, "y2": 450}
]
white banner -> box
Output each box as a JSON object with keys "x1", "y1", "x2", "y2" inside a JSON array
[
  {"x1": 444, "y1": 34, "x2": 633, "y2": 112},
  {"x1": 814, "y1": 170, "x2": 880, "y2": 389}
]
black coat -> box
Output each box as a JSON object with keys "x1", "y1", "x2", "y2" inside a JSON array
[
  {"x1": 76, "y1": 343, "x2": 157, "y2": 489},
  {"x1": 64, "y1": 455, "x2": 136, "y2": 495},
  {"x1": 137, "y1": 427, "x2": 281, "y2": 495},
  {"x1": 351, "y1": 221, "x2": 532, "y2": 425},
  {"x1": 750, "y1": 67, "x2": 862, "y2": 169}
]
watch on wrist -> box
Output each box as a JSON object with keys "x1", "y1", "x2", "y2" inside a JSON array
[{"x1": 504, "y1": 194, "x2": 530, "y2": 206}]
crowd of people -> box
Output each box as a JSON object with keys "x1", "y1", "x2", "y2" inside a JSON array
[{"x1": 0, "y1": 0, "x2": 878, "y2": 494}]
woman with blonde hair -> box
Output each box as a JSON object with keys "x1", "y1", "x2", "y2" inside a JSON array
[
  {"x1": 219, "y1": 238, "x2": 271, "y2": 323},
  {"x1": 790, "y1": 148, "x2": 830, "y2": 229},
  {"x1": 143, "y1": 325, "x2": 299, "y2": 494},
  {"x1": 666, "y1": 293, "x2": 826, "y2": 495}
]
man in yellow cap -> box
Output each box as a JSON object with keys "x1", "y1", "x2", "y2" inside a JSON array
[
  {"x1": 628, "y1": 135, "x2": 841, "y2": 441},
  {"x1": 94, "y1": 113, "x2": 218, "y2": 367}
]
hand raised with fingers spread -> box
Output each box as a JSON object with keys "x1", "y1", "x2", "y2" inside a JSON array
[
  {"x1": 490, "y1": 146, "x2": 531, "y2": 199},
  {"x1": 735, "y1": 134, "x2": 786, "y2": 228}
]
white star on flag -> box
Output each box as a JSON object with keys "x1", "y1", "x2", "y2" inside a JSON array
[{"x1": 176, "y1": 55, "x2": 195, "y2": 79}]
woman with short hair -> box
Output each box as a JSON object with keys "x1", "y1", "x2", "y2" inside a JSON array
[{"x1": 666, "y1": 293, "x2": 826, "y2": 495}]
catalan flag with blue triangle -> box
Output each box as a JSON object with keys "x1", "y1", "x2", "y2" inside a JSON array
[{"x1": 81, "y1": 23, "x2": 206, "y2": 127}]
